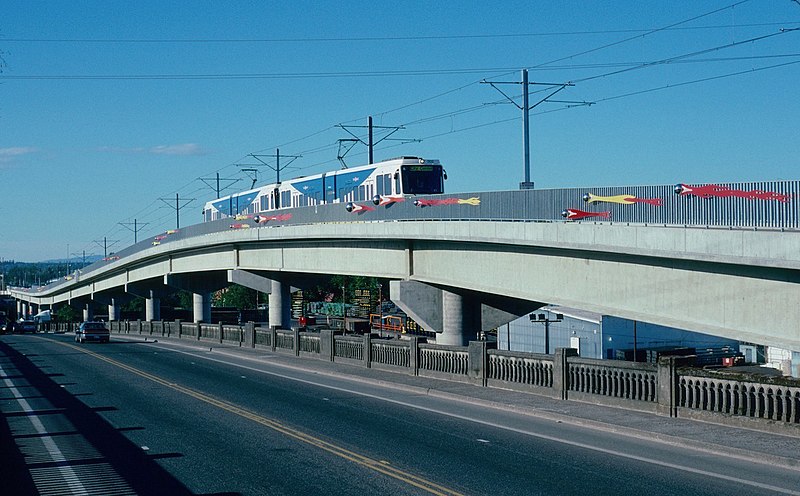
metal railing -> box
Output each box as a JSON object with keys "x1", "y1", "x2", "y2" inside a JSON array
[{"x1": 100, "y1": 322, "x2": 800, "y2": 434}]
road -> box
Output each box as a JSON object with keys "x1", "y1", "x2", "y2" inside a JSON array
[{"x1": 1, "y1": 333, "x2": 799, "y2": 496}]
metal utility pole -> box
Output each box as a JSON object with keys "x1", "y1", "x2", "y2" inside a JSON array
[
  {"x1": 483, "y1": 70, "x2": 587, "y2": 190},
  {"x1": 119, "y1": 219, "x2": 149, "y2": 244},
  {"x1": 249, "y1": 149, "x2": 301, "y2": 185},
  {"x1": 93, "y1": 237, "x2": 120, "y2": 259},
  {"x1": 199, "y1": 172, "x2": 239, "y2": 199},
  {"x1": 158, "y1": 194, "x2": 195, "y2": 229},
  {"x1": 336, "y1": 116, "x2": 418, "y2": 167}
]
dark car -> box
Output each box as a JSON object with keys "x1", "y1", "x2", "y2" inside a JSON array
[
  {"x1": 75, "y1": 321, "x2": 110, "y2": 343},
  {"x1": 17, "y1": 320, "x2": 37, "y2": 334},
  {"x1": 1, "y1": 320, "x2": 13, "y2": 334}
]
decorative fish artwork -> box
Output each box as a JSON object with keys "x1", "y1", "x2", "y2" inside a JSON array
[
  {"x1": 561, "y1": 208, "x2": 611, "y2": 220},
  {"x1": 582, "y1": 193, "x2": 663, "y2": 206},
  {"x1": 674, "y1": 184, "x2": 792, "y2": 202},
  {"x1": 413, "y1": 197, "x2": 481, "y2": 207}
]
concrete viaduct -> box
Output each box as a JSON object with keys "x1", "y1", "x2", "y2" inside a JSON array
[{"x1": 9, "y1": 219, "x2": 800, "y2": 350}]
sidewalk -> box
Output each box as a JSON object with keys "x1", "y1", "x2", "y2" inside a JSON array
[{"x1": 134, "y1": 334, "x2": 800, "y2": 471}]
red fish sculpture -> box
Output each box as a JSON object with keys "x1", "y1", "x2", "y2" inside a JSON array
[
  {"x1": 674, "y1": 184, "x2": 792, "y2": 203},
  {"x1": 345, "y1": 202, "x2": 375, "y2": 214},
  {"x1": 253, "y1": 213, "x2": 292, "y2": 224},
  {"x1": 562, "y1": 208, "x2": 611, "y2": 220},
  {"x1": 372, "y1": 195, "x2": 406, "y2": 206}
]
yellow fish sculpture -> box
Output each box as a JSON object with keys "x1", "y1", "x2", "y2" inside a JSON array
[{"x1": 582, "y1": 193, "x2": 662, "y2": 206}]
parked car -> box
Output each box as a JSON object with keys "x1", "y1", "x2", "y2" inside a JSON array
[
  {"x1": 1, "y1": 320, "x2": 13, "y2": 334},
  {"x1": 17, "y1": 320, "x2": 37, "y2": 334},
  {"x1": 75, "y1": 321, "x2": 110, "y2": 343}
]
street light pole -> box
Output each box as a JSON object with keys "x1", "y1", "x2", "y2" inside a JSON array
[
  {"x1": 341, "y1": 284, "x2": 346, "y2": 332},
  {"x1": 530, "y1": 311, "x2": 564, "y2": 355},
  {"x1": 378, "y1": 283, "x2": 383, "y2": 337}
]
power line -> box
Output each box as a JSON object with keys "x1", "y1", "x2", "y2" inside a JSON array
[{"x1": 4, "y1": 20, "x2": 796, "y2": 44}]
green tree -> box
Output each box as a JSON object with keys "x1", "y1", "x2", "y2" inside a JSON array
[{"x1": 213, "y1": 284, "x2": 263, "y2": 310}]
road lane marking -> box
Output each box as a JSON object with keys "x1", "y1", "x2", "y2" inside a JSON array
[
  {"x1": 53, "y1": 340, "x2": 465, "y2": 496},
  {"x1": 124, "y1": 339, "x2": 800, "y2": 495},
  {"x1": 1, "y1": 362, "x2": 89, "y2": 496}
]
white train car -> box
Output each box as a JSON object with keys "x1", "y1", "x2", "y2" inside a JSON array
[{"x1": 203, "y1": 156, "x2": 446, "y2": 222}]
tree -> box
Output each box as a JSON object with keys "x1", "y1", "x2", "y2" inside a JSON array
[{"x1": 213, "y1": 284, "x2": 263, "y2": 310}]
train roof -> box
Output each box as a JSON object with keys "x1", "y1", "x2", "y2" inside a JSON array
[{"x1": 203, "y1": 156, "x2": 440, "y2": 208}]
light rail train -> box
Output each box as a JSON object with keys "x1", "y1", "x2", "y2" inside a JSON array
[{"x1": 202, "y1": 156, "x2": 446, "y2": 222}]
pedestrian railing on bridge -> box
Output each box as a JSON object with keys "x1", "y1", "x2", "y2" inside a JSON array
[{"x1": 84, "y1": 320, "x2": 800, "y2": 436}]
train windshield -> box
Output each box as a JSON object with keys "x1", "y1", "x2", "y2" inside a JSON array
[{"x1": 400, "y1": 164, "x2": 445, "y2": 195}]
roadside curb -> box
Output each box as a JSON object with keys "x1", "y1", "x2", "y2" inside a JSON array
[{"x1": 114, "y1": 333, "x2": 800, "y2": 472}]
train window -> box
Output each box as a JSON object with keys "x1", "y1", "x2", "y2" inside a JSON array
[{"x1": 358, "y1": 185, "x2": 365, "y2": 201}]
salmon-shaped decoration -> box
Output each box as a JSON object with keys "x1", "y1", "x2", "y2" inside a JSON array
[
  {"x1": 562, "y1": 208, "x2": 611, "y2": 220},
  {"x1": 345, "y1": 202, "x2": 375, "y2": 214},
  {"x1": 372, "y1": 195, "x2": 406, "y2": 206},
  {"x1": 414, "y1": 197, "x2": 481, "y2": 207},
  {"x1": 229, "y1": 223, "x2": 251, "y2": 229},
  {"x1": 674, "y1": 184, "x2": 792, "y2": 203},
  {"x1": 582, "y1": 193, "x2": 662, "y2": 206},
  {"x1": 253, "y1": 213, "x2": 292, "y2": 224}
]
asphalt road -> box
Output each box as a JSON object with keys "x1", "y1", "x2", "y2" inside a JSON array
[{"x1": 1, "y1": 333, "x2": 799, "y2": 496}]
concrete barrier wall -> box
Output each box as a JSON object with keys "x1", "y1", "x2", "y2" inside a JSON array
[{"x1": 101, "y1": 321, "x2": 800, "y2": 435}]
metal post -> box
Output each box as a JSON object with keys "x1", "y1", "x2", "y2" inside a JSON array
[
  {"x1": 342, "y1": 284, "x2": 346, "y2": 332},
  {"x1": 522, "y1": 69, "x2": 530, "y2": 187},
  {"x1": 378, "y1": 283, "x2": 383, "y2": 337},
  {"x1": 544, "y1": 319, "x2": 550, "y2": 355},
  {"x1": 276, "y1": 148, "x2": 280, "y2": 183},
  {"x1": 176, "y1": 193, "x2": 180, "y2": 229},
  {"x1": 368, "y1": 116, "x2": 374, "y2": 164}
]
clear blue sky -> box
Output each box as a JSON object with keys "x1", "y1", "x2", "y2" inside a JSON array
[{"x1": 2, "y1": 1, "x2": 799, "y2": 262}]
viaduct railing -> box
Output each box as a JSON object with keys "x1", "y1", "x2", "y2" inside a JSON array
[{"x1": 85, "y1": 320, "x2": 800, "y2": 436}]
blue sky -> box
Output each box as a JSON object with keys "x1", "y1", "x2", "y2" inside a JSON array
[{"x1": 1, "y1": 1, "x2": 799, "y2": 262}]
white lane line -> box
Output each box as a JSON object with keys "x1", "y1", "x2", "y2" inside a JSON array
[
  {"x1": 1, "y1": 363, "x2": 89, "y2": 496},
  {"x1": 133, "y1": 340, "x2": 800, "y2": 496}
]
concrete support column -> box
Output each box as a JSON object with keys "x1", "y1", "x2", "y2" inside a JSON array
[
  {"x1": 83, "y1": 302, "x2": 94, "y2": 322},
  {"x1": 193, "y1": 292, "x2": 212, "y2": 323},
  {"x1": 269, "y1": 279, "x2": 291, "y2": 329},
  {"x1": 31, "y1": 303, "x2": 39, "y2": 316},
  {"x1": 17, "y1": 300, "x2": 23, "y2": 317},
  {"x1": 440, "y1": 290, "x2": 479, "y2": 346},
  {"x1": 108, "y1": 298, "x2": 121, "y2": 322},
  {"x1": 145, "y1": 292, "x2": 160, "y2": 322}
]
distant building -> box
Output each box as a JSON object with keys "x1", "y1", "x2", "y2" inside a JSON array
[{"x1": 496, "y1": 307, "x2": 799, "y2": 374}]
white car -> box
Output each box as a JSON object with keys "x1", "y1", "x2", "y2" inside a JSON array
[{"x1": 75, "y1": 321, "x2": 110, "y2": 343}]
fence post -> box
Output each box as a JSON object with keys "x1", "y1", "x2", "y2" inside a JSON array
[
  {"x1": 320, "y1": 330, "x2": 335, "y2": 361},
  {"x1": 410, "y1": 336, "x2": 421, "y2": 376},
  {"x1": 468, "y1": 340, "x2": 493, "y2": 387},
  {"x1": 270, "y1": 327, "x2": 277, "y2": 351},
  {"x1": 364, "y1": 333, "x2": 372, "y2": 368},
  {"x1": 553, "y1": 348, "x2": 579, "y2": 400},
  {"x1": 245, "y1": 321, "x2": 255, "y2": 348},
  {"x1": 657, "y1": 356, "x2": 692, "y2": 417},
  {"x1": 196, "y1": 323, "x2": 201, "y2": 341},
  {"x1": 293, "y1": 327, "x2": 301, "y2": 356},
  {"x1": 137, "y1": 319, "x2": 142, "y2": 334},
  {"x1": 218, "y1": 322, "x2": 224, "y2": 343}
]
